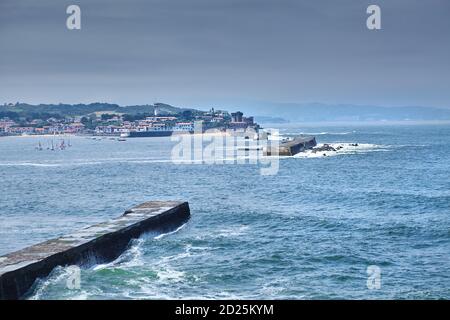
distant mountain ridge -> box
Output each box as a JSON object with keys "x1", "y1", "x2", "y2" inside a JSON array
[
  {"x1": 239, "y1": 102, "x2": 450, "y2": 122},
  {"x1": 3, "y1": 101, "x2": 450, "y2": 122}
]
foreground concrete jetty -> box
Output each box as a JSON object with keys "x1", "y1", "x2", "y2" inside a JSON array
[
  {"x1": 0, "y1": 201, "x2": 190, "y2": 300},
  {"x1": 264, "y1": 136, "x2": 317, "y2": 156}
]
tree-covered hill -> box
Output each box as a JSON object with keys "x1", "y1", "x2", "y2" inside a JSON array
[
  {"x1": 0, "y1": 102, "x2": 196, "y2": 118},
  {"x1": 0, "y1": 102, "x2": 201, "y2": 121}
]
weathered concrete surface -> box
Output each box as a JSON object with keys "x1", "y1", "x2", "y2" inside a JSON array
[
  {"x1": 0, "y1": 201, "x2": 190, "y2": 300},
  {"x1": 264, "y1": 136, "x2": 317, "y2": 156}
]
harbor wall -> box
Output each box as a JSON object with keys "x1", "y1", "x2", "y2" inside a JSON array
[
  {"x1": 264, "y1": 136, "x2": 317, "y2": 156},
  {"x1": 0, "y1": 201, "x2": 190, "y2": 300}
]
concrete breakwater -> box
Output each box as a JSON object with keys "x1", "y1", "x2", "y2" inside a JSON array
[
  {"x1": 0, "y1": 201, "x2": 190, "y2": 300},
  {"x1": 264, "y1": 136, "x2": 317, "y2": 156}
]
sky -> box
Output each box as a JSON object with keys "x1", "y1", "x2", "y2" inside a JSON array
[{"x1": 0, "y1": 0, "x2": 449, "y2": 110}]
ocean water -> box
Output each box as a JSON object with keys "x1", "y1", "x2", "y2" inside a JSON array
[{"x1": 0, "y1": 123, "x2": 449, "y2": 299}]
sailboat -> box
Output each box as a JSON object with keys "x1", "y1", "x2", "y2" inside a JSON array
[
  {"x1": 60, "y1": 140, "x2": 66, "y2": 150},
  {"x1": 35, "y1": 142, "x2": 43, "y2": 151},
  {"x1": 51, "y1": 132, "x2": 56, "y2": 151}
]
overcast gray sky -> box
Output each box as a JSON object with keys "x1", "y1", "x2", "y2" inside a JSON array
[{"x1": 0, "y1": 0, "x2": 449, "y2": 109}]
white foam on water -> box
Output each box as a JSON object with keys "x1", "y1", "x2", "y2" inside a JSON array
[
  {"x1": 28, "y1": 266, "x2": 76, "y2": 300},
  {"x1": 93, "y1": 238, "x2": 145, "y2": 270},
  {"x1": 112, "y1": 245, "x2": 206, "y2": 299},
  {"x1": 0, "y1": 158, "x2": 175, "y2": 168},
  {"x1": 156, "y1": 268, "x2": 186, "y2": 282},
  {"x1": 257, "y1": 285, "x2": 288, "y2": 298},
  {"x1": 140, "y1": 245, "x2": 195, "y2": 288},
  {"x1": 0, "y1": 162, "x2": 62, "y2": 167},
  {"x1": 153, "y1": 223, "x2": 187, "y2": 240},
  {"x1": 292, "y1": 143, "x2": 388, "y2": 159},
  {"x1": 87, "y1": 226, "x2": 193, "y2": 299},
  {"x1": 66, "y1": 290, "x2": 90, "y2": 300},
  {"x1": 216, "y1": 225, "x2": 250, "y2": 238},
  {"x1": 161, "y1": 249, "x2": 192, "y2": 263}
]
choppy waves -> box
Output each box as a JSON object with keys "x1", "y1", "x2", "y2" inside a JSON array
[{"x1": 5, "y1": 126, "x2": 450, "y2": 300}]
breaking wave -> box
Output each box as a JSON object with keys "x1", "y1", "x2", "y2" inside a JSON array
[{"x1": 292, "y1": 143, "x2": 389, "y2": 158}]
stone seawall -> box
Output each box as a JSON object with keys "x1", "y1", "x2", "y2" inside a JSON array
[
  {"x1": 0, "y1": 201, "x2": 190, "y2": 300},
  {"x1": 264, "y1": 136, "x2": 317, "y2": 156}
]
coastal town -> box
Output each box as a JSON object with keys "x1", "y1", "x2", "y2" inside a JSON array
[
  {"x1": 0, "y1": 102, "x2": 322, "y2": 157},
  {"x1": 0, "y1": 103, "x2": 259, "y2": 137}
]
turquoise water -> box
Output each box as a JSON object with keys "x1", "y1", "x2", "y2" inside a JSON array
[{"x1": 0, "y1": 124, "x2": 449, "y2": 299}]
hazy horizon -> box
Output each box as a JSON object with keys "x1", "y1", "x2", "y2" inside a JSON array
[
  {"x1": 3, "y1": 100, "x2": 450, "y2": 122},
  {"x1": 3, "y1": 99, "x2": 450, "y2": 112}
]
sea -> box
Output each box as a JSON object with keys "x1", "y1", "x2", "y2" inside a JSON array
[{"x1": 0, "y1": 123, "x2": 449, "y2": 299}]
